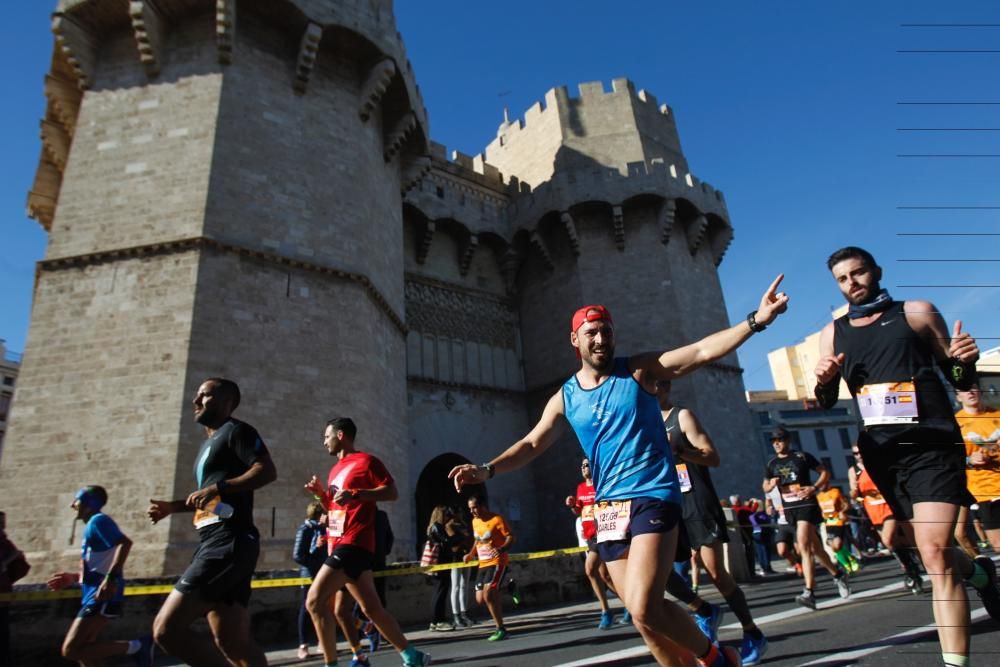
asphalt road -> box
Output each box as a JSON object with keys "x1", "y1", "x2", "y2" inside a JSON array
[{"x1": 169, "y1": 556, "x2": 1000, "y2": 666}]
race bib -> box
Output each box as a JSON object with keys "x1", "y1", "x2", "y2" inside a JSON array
[
  {"x1": 193, "y1": 498, "x2": 222, "y2": 530},
  {"x1": 780, "y1": 484, "x2": 803, "y2": 504},
  {"x1": 857, "y1": 382, "x2": 918, "y2": 426},
  {"x1": 676, "y1": 464, "x2": 692, "y2": 493},
  {"x1": 594, "y1": 500, "x2": 632, "y2": 543},
  {"x1": 329, "y1": 509, "x2": 346, "y2": 537},
  {"x1": 476, "y1": 543, "x2": 499, "y2": 561}
]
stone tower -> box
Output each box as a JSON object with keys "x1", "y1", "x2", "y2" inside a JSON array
[
  {"x1": 8, "y1": 3, "x2": 760, "y2": 580},
  {"x1": 401, "y1": 79, "x2": 759, "y2": 549},
  {"x1": 7, "y1": 0, "x2": 431, "y2": 577}
]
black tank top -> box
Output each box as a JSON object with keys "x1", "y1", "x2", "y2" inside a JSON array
[
  {"x1": 833, "y1": 301, "x2": 958, "y2": 443},
  {"x1": 664, "y1": 407, "x2": 722, "y2": 520}
]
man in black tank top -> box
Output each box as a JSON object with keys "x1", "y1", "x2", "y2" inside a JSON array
[
  {"x1": 656, "y1": 381, "x2": 768, "y2": 666},
  {"x1": 814, "y1": 246, "x2": 997, "y2": 667}
]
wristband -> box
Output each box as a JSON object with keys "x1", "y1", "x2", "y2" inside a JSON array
[
  {"x1": 480, "y1": 463, "x2": 495, "y2": 479},
  {"x1": 747, "y1": 310, "x2": 766, "y2": 333},
  {"x1": 949, "y1": 358, "x2": 978, "y2": 391},
  {"x1": 814, "y1": 378, "x2": 840, "y2": 408}
]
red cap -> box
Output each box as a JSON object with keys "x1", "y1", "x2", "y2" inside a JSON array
[{"x1": 571, "y1": 305, "x2": 613, "y2": 333}]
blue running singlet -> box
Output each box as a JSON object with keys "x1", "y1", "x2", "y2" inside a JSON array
[{"x1": 562, "y1": 357, "x2": 680, "y2": 504}]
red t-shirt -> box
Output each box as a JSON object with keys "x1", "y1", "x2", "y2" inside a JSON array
[
  {"x1": 574, "y1": 481, "x2": 597, "y2": 540},
  {"x1": 324, "y1": 452, "x2": 394, "y2": 554}
]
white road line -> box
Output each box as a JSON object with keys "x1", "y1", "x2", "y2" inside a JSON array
[
  {"x1": 551, "y1": 577, "x2": 938, "y2": 667},
  {"x1": 797, "y1": 608, "x2": 989, "y2": 666}
]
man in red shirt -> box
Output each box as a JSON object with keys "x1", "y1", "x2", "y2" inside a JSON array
[
  {"x1": 565, "y1": 457, "x2": 627, "y2": 629},
  {"x1": 304, "y1": 417, "x2": 430, "y2": 667}
]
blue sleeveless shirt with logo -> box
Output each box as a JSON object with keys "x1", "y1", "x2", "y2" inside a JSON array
[{"x1": 562, "y1": 357, "x2": 681, "y2": 504}]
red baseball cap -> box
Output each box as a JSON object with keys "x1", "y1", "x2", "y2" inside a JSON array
[{"x1": 571, "y1": 305, "x2": 613, "y2": 333}]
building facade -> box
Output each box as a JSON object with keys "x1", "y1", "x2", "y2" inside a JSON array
[
  {"x1": 3, "y1": 0, "x2": 761, "y2": 580},
  {"x1": 767, "y1": 305, "x2": 851, "y2": 401},
  {"x1": 0, "y1": 340, "x2": 20, "y2": 460}
]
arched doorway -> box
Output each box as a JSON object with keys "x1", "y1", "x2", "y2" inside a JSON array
[{"x1": 414, "y1": 453, "x2": 487, "y2": 557}]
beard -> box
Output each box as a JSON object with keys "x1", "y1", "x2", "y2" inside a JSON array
[{"x1": 845, "y1": 281, "x2": 881, "y2": 306}]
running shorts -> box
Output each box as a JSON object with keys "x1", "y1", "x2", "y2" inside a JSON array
[
  {"x1": 858, "y1": 430, "x2": 967, "y2": 521},
  {"x1": 595, "y1": 498, "x2": 681, "y2": 563},
  {"x1": 474, "y1": 563, "x2": 508, "y2": 591},
  {"x1": 977, "y1": 499, "x2": 1000, "y2": 531},
  {"x1": 324, "y1": 544, "x2": 374, "y2": 581},
  {"x1": 77, "y1": 600, "x2": 123, "y2": 619},
  {"x1": 784, "y1": 503, "x2": 822, "y2": 527},
  {"x1": 175, "y1": 530, "x2": 260, "y2": 607}
]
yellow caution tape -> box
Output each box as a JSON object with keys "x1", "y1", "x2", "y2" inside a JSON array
[{"x1": 0, "y1": 546, "x2": 587, "y2": 603}]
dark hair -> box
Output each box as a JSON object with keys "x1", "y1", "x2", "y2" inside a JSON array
[
  {"x1": 469, "y1": 494, "x2": 487, "y2": 507},
  {"x1": 204, "y1": 377, "x2": 241, "y2": 410},
  {"x1": 326, "y1": 417, "x2": 357, "y2": 440},
  {"x1": 826, "y1": 246, "x2": 878, "y2": 272},
  {"x1": 80, "y1": 485, "x2": 108, "y2": 508}
]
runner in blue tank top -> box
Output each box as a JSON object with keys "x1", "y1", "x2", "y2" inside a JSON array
[{"x1": 450, "y1": 275, "x2": 789, "y2": 667}]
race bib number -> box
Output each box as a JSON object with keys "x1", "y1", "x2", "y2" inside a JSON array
[
  {"x1": 595, "y1": 500, "x2": 632, "y2": 543},
  {"x1": 329, "y1": 509, "x2": 346, "y2": 537},
  {"x1": 193, "y1": 498, "x2": 221, "y2": 530},
  {"x1": 676, "y1": 464, "x2": 692, "y2": 493},
  {"x1": 858, "y1": 382, "x2": 918, "y2": 426},
  {"x1": 780, "y1": 484, "x2": 803, "y2": 504}
]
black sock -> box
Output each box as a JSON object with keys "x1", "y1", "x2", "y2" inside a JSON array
[
  {"x1": 745, "y1": 626, "x2": 763, "y2": 640},
  {"x1": 666, "y1": 570, "x2": 699, "y2": 605},
  {"x1": 722, "y1": 586, "x2": 754, "y2": 628},
  {"x1": 694, "y1": 601, "x2": 712, "y2": 618}
]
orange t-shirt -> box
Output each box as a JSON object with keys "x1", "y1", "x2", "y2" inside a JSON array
[
  {"x1": 816, "y1": 487, "x2": 847, "y2": 527},
  {"x1": 956, "y1": 407, "x2": 1000, "y2": 502},
  {"x1": 472, "y1": 513, "x2": 511, "y2": 569},
  {"x1": 856, "y1": 466, "x2": 893, "y2": 527}
]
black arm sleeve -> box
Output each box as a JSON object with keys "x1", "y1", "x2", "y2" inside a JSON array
[
  {"x1": 941, "y1": 357, "x2": 979, "y2": 392},
  {"x1": 814, "y1": 375, "x2": 841, "y2": 409}
]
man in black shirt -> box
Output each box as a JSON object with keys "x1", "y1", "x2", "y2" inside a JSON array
[
  {"x1": 815, "y1": 246, "x2": 998, "y2": 667},
  {"x1": 147, "y1": 378, "x2": 277, "y2": 667},
  {"x1": 763, "y1": 426, "x2": 849, "y2": 609},
  {"x1": 657, "y1": 381, "x2": 768, "y2": 666}
]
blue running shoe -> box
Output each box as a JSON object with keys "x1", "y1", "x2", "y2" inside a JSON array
[
  {"x1": 134, "y1": 635, "x2": 155, "y2": 667},
  {"x1": 740, "y1": 632, "x2": 768, "y2": 666},
  {"x1": 615, "y1": 609, "x2": 632, "y2": 625},
  {"x1": 598, "y1": 610, "x2": 613, "y2": 630},
  {"x1": 693, "y1": 603, "x2": 724, "y2": 642},
  {"x1": 349, "y1": 653, "x2": 371, "y2": 667},
  {"x1": 403, "y1": 648, "x2": 432, "y2": 666}
]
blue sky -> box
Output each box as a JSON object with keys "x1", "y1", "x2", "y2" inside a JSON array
[{"x1": 3, "y1": 2, "x2": 999, "y2": 390}]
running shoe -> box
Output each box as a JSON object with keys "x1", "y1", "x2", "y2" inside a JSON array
[
  {"x1": 615, "y1": 609, "x2": 632, "y2": 625},
  {"x1": 367, "y1": 629, "x2": 381, "y2": 652},
  {"x1": 835, "y1": 572, "x2": 851, "y2": 598},
  {"x1": 700, "y1": 643, "x2": 741, "y2": 667},
  {"x1": 691, "y1": 584, "x2": 699, "y2": 594},
  {"x1": 795, "y1": 589, "x2": 816, "y2": 610},
  {"x1": 598, "y1": 610, "x2": 614, "y2": 630},
  {"x1": 903, "y1": 573, "x2": 924, "y2": 595},
  {"x1": 134, "y1": 635, "x2": 155, "y2": 667},
  {"x1": 349, "y1": 653, "x2": 371, "y2": 667},
  {"x1": 429, "y1": 621, "x2": 454, "y2": 631},
  {"x1": 972, "y1": 555, "x2": 1000, "y2": 621},
  {"x1": 509, "y1": 580, "x2": 521, "y2": 606},
  {"x1": 459, "y1": 613, "x2": 475, "y2": 627},
  {"x1": 693, "y1": 603, "x2": 724, "y2": 642},
  {"x1": 487, "y1": 628, "x2": 507, "y2": 642},
  {"x1": 740, "y1": 632, "x2": 768, "y2": 666},
  {"x1": 402, "y1": 648, "x2": 432, "y2": 666}
]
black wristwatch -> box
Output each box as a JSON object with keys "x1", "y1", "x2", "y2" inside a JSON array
[
  {"x1": 479, "y1": 463, "x2": 495, "y2": 479},
  {"x1": 747, "y1": 310, "x2": 767, "y2": 333}
]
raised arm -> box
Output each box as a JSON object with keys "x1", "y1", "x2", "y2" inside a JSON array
[
  {"x1": 632, "y1": 275, "x2": 788, "y2": 381},
  {"x1": 449, "y1": 391, "x2": 567, "y2": 490}
]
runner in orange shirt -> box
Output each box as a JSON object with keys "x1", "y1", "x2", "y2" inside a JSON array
[
  {"x1": 816, "y1": 486, "x2": 859, "y2": 573},
  {"x1": 955, "y1": 384, "x2": 1000, "y2": 552},
  {"x1": 464, "y1": 495, "x2": 514, "y2": 642}
]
